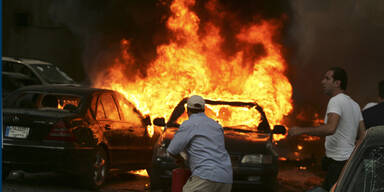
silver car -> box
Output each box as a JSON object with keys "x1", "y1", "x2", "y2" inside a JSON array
[{"x1": 2, "y1": 57, "x2": 76, "y2": 96}]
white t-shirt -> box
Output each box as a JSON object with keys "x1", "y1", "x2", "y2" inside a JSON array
[{"x1": 324, "y1": 93, "x2": 363, "y2": 161}]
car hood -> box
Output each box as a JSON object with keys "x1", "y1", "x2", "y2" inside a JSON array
[{"x1": 163, "y1": 127, "x2": 271, "y2": 154}]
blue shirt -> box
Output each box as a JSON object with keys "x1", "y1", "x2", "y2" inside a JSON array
[{"x1": 167, "y1": 112, "x2": 233, "y2": 184}]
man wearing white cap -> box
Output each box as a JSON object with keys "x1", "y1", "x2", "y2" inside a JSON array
[{"x1": 167, "y1": 95, "x2": 233, "y2": 192}]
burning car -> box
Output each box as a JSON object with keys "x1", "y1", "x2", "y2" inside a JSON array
[
  {"x1": 149, "y1": 98, "x2": 286, "y2": 191},
  {"x1": 2, "y1": 85, "x2": 161, "y2": 189},
  {"x1": 330, "y1": 125, "x2": 384, "y2": 192}
]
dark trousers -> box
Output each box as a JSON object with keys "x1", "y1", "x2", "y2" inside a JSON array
[{"x1": 321, "y1": 156, "x2": 347, "y2": 190}]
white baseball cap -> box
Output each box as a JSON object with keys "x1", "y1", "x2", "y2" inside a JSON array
[{"x1": 187, "y1": 95, "x2": 205, "y2": 110}]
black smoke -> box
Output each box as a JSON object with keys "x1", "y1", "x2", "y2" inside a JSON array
[
  {"x1": 49, "y1": 0, "x2": 170, "y2": 83},
  {"x1": 286, "y1": 0, "x2": 384, "y2": 123},
  {"x1": 49, "y1": 0, "x2": 292, "y2": 83}
]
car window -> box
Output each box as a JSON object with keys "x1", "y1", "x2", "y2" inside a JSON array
[
  {"x1": 2, "y1": 73, "x2": 36, "y2": 96},
  {"x1": 96, "y1": 97, "x2": 107, "y2": 120},
  {"x1": 90, "y1": 94, "x2": 98, "y2": 117},
  {"x1": 114, "y1": 93, "x2": 142, "y2": 126},
  {"x1": 3, "y1": 61, "x2": 40, "y2": 83},
  {"x1": 99, "y1": 94, "x2": 120, "y2": 121},
  {"x1": 30, "y1": 64, "x2": 74, "y2": 84},
  {"x1": 349, "y1": 146, "x2": 384, "y2": 192},
  {"x1": 12, "y1": 93, "x2": 40, "y2": 108},
  {"x1": 7, "y1": 92, "x2": 81, "y2": 111}
]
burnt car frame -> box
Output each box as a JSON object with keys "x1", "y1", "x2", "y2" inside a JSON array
[
  {"x1": 149, "y1": 98, "x2": 286, "y2": 191},
  {"x1": 2, "y1": 85, "x2": 161, "y2": 189},
  {"x1": 331, "y1": 125, "x2": 384, "y2": 192}
]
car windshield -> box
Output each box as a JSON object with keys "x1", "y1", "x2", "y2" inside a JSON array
[
  {"x1": 346, "y1": 145, "x2": 384, "y2": 192},
  {"x1": 30, "y1": 64, "x2": 75, "y2": 84},
  {"x1": 170, "y1": 100, "x2": 270, "y2": 133},
  {"x1": 6, "y1": 91, "x2": 83, "y2": 112}
]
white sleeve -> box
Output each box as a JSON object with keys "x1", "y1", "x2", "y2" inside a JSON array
[
  {"x1": 359, "y1": 109, "x2": 363, "y2": 121},
  {"x1": 326, "y1": 97, "x2": 342, "y2": 116}
]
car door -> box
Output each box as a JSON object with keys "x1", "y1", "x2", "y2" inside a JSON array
[
  {"x1": 113, "y1": 93, "x2": 151, "y2": 165},
  {"x1": 95, "y1": 93, "x2": 135, "y2": 165}
]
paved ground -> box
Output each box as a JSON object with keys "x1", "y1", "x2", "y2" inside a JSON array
[{"x1": 2, "y1": 161, "x2": 324, "y2": 192}]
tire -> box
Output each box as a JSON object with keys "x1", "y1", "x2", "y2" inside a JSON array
[{"x1": 83, "y1": 147, "x2": 109, "y2": 189}]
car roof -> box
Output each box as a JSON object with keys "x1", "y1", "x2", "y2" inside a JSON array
[
  {"x1": 2, "y1": 56, "x2": 52, "y2": 65},
  {"x1": 364, "y1": 125, "x2": 384, "y2": 146},
  {"x1": 14, "y1": 84, "x2": 112, "y2": 95},
  {"x1": 167, "y1": 97, "x2": 267, "y2": 124},
  {"x1": 205, "y1": 99, "x2": 260, "y2": 108}
]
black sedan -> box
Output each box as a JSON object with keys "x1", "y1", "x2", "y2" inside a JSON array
[
  {"x1": 2, "y1": 85, "x2": 162, "y2": 189},
  {"x1": 149, "y1": 98, "x2": 286, "y2": 191}
]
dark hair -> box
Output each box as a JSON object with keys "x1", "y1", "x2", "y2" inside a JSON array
[
  {"x1": 379, "y1": 80, "x2": 384, "y2": 99},
  {"x1": 187, "y1": 107, "x2": 205, "y2": 114},
  {"x1": 329, "y1": 67, "x2": 348, "y2": 90}
]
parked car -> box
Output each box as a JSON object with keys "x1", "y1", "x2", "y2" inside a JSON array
[
  {"x1": 2, "y1": 56, "x2": 77, "y2": 97},
  {"x1": 2, "y1": 72, "x2": 37, "y2": 98},
  {"x1": 2, "y1": 85, "x2": 162, "y2": 189},
  {"x1": 330, "y1": 125, "x2": 384, "y2": 192},
  {"x1": 150, "y1": 98, "x2": 286, "y2": 191}
]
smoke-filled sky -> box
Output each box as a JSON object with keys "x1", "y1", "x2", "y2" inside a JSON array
[
  {"x1": 287, "y1": 0, "x2": 384, "y2": 120},
  {"x1": 49, "y1": 0, "x2": 384, "y2": 122}
]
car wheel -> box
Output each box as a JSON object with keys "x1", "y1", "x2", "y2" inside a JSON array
[{"x1": 84, "y1": 147, "x2": 108, "y2": 189}]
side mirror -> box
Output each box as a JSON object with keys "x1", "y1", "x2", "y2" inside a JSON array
[
  {"x1": 272, "y1": 125, "x2": 286, "y2": 135},
  {"x1": 153, "y1": 117, "x2": 166, "y2": 126}
]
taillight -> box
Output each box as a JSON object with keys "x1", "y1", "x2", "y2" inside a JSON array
[{"x1": 45, "y1": 120, "x2": 75, "y2": 141}]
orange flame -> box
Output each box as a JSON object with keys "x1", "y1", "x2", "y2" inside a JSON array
[
  {"x1": 93, "y1": 0, "x2": 292, "y2": 137},
  {"x1": 129, "y1": 169, "x2": 148, "y2": 177}
]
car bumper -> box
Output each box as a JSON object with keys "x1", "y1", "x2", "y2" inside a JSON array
[
  {"x1": 152, "y1": 159, "x2": 278, "y2": 189},
  {"x1": 2, "y1": 140, "x2": 95, "y2": 174}
]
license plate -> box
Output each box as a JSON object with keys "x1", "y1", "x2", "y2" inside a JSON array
[{"x1": 5, "y1": 126, "x2": 30, "y2": 139}]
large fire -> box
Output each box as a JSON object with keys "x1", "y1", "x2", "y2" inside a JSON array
[{"x1": 93, "y1": 0, "x2": 293, "y2": 138}]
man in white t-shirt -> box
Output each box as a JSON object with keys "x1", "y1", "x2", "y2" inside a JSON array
[{"x1": 288, "y1": 67, "x2": 366, "y2": 191}]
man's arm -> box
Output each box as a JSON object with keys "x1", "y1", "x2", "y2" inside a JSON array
[
  {"x1": 167, "y1": 123, "x2": 193, "y2": 167},
  {"x1": 356, "y1": 120, "x2": 366, "y2": 144},
  {"x1": 288, "y1": 113, "x2": 340, "y2": 136}
]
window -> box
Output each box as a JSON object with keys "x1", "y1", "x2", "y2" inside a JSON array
[
  {"x1": 3, "y1": 61, "x2": 40, "y2": 84},
  {"x1": 115, "y1": 93, "x2": 142, "y2": 126},
  {"x1": 98, "y1": 94, "x2": 120, "y2": 121},
  {"x1": 350, "y1": 146, "x2": 384, "y2": 192},
  {"x1": 9, "y1": 92, "x2": 81, "y2": 111},
  {"x1": 29, "y1": 64, "x2": 74, "y2": 84},
  {"x1": 96, "y1": 98, "x2": 106, "y2": 120}
]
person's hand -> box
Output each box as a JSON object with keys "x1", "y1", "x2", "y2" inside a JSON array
[{"x1": 288, "y1": 126, "x2": 302, "y2": 136}]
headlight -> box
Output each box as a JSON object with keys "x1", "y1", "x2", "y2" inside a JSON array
[{"x1": 241, "y1": 154, "x2": 272, "y2": 164}]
